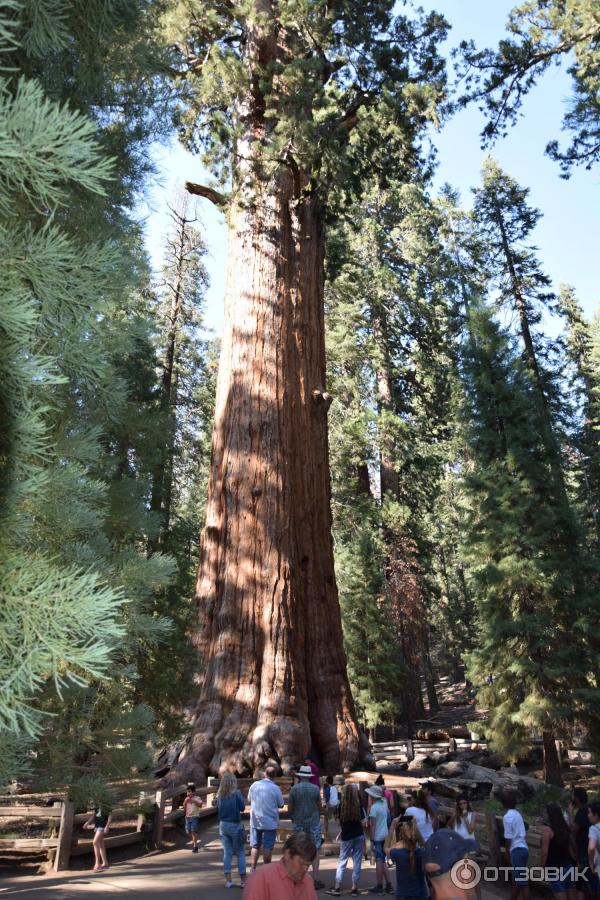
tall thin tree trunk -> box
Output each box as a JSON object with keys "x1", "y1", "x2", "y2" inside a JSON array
[
  {"x1": 422, "y1": 629, "x2": 439, "y2": 714},
  {"x1": 542, "y1": 730, "x2": 564, "y2": 787},
  {"x1": 174, "y1": 170, "x2": 368, "y2": 780},
  {"x1": 149, "y1": 208, "x2": 188, "y2": 547}
]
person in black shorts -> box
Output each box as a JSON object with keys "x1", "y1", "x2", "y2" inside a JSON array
[{"x1": 83, "y1": 805, "x2": 112, "y2": 871}]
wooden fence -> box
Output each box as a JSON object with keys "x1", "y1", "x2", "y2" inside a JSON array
[
  {"x1": 0, "y1": 781, "x2": 223, "y2": 871},
  {"x1": 0, "y1": 777, "x2": 302, "y2": 871},
  {"x1": 372, "y1": 737, "x2": 593, "y2": 764},
  {"x1": 372, "y1": 737, "x2": 487, "y2": 762},
  {"x1": 0, "y1": 771, "x2": 560, "y2": 874}
]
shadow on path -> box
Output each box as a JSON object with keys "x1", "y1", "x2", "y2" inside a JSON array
[{"x1": 0, "y1": 818, "x2": 510, "y2": 899}]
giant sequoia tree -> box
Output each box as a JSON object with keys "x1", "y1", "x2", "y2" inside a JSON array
[{"x1": 165, "y1": 0, "x2": 447, "y2": 778}]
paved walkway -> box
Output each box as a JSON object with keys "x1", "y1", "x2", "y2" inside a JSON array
[{"x1": 0, "y1": 819, "x2": 508, "y2": 899}]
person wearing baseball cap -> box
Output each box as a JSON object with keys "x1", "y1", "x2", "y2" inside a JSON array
[{"x1": 424, "y1": 829, "x2": 480, "y2": 900}]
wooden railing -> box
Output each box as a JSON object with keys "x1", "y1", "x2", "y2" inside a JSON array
[
  {"x1": 1, "y1": 775, "x2": 551, "y2": 872},
  {"x1": 372, "y1": 737, "x2": 593, "y2": 764},
  {"x1": 0, "y1": 801, "x2": 73, "y2": 871},
  {"x1": 0, "y1": 777, "x2": 299, "y2": 871}
]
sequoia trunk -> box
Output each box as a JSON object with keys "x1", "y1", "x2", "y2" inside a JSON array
[{"x1": 174, "y1": 172, "x2": 368, "y2": 780}]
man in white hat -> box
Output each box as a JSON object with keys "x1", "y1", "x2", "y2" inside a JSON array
[
  {"x1": 288, "y1": 765, "x2": 325, "y2": 890},
  {"x1": 366, "y1": 784, "x2": 393, "y2": 894}
]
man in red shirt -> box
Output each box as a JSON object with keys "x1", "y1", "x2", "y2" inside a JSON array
[{"x1": 243, "y1": 832, "x2": 317, "y2": 899}]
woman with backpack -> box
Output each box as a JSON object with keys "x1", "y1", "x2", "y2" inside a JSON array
[{"x1": 323, "y1": 775, "x2": 342, "y2": 836}]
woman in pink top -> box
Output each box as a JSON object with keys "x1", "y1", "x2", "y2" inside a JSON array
[
  {"x1": 243, "y1": 832, "x2": 317, "y2": 899},
  {"x1": 306, "y1": 757, "x2": 321, "y2": 788}
]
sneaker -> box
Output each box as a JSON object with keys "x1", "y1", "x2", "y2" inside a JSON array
[
  {"x1": 385, "y1": 885, "x2": 394, "y2": 894},
  {"x1": 225, "y1": 881, "x2": 234, "y2": 889},
  {"x1": 325, "y1": 889, "x2": 341, "y2": 896},
  {"x1": 351, "y1": 889, "x2": 359, "y2": 896}
]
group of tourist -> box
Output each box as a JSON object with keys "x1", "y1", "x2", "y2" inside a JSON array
[{"x1": 179, "y1": 764, "x2": 600, "y2": 900}]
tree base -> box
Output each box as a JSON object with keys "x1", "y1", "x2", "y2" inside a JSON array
[{"x1": 165, "y1": 717, "x2": 374, "y2": 784}]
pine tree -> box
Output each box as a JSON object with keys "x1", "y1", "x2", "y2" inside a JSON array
[
  {"x1": 150, "y1": 191, "x2": 210, "y2": 545},
  {"x1": 164, "y1": 0, "x2": 449, "y2": 778},
  {"x1": 472, "y1": 158, "x2": 574, "y2": 533},
  {"x1": 458, "y1": 299, "x2": 599, "y2": 784},
  {"x1": 561, "y1": 285, "x2": 600, "y2": 521},
  {"x1": 0, "y1": 1, "x2": 176, "y2": 788},
  {"x1": 0, "y1": 6, "x2": 125, "y2": 745},
  {"x1": 459, "y1": 0, "x2": 600, "y2": 175},
  {"x1": 137, "y1": 194, "x2": 216, "y2": 741},
  {"x1": 325, "y1": 176, "x2": 459, "y2": 732}
]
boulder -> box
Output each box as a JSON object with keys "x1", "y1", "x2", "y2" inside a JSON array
[
  {"x1": 433, "y1": 778, "x2": 490, "y2": 800},
  {"x1": 436, "y1": 760, "x2": 469, "y2": 779},
  {"x1": 447, "y1": 726, "x2": 472, "y2": 739},
  {"x1": 467, "y1": 763, "x2": 543, "y2": 798},
  {"x1": 415, "y1": 729, "x2": 450, "y2": 741},
  {"x1": 408, "y1": 754, "x2": 434, "y2": 770},
  {"x1": 568, "y1": 750, "x2": 594, "y2": 764},
  {"x1": 430, "y1": 761, "x2": 544, "y2": 802}
]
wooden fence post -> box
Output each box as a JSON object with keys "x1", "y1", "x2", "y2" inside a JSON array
[
  {"x1": 137, "y1": 791, "x2": 147, "y2": 833},
  {"x1": 206, "y1": 777, "x2": 218, "y2": 810},
  {"x1": 55, "y1": 800, "x2": 74, "y2": 872},
  {"x1": 151, "y1": 790, "x2": 166, "y2": 851},
  {"x1": 406, "y1": 739, "x2": 414, "y2": 762},
  {"x1": 449, "y1": 737, "x2": 457, "y2": 753},
  {"x1": 485, "y1": 812, "x2": 502, "y2": 867}
]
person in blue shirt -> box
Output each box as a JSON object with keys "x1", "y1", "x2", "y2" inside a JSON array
[
  {"x1": 216, "y1": 772, "x2": 247, "y2": 888},
  {"x1": 248, "y1": 766, "x2": 285, "y2": 871},
  {"x1": 367, "y1": 784, "x2": 393, "y2": 894}
]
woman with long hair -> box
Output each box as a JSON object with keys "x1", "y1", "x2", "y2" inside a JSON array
[
  {"x1": 384, "y1": 815, "x2": 427, "y2": 900},
  {"x1": 326, "y1": 783, "x2": 367, "y2": 896},
  {"x1": 450, "y1": 796, "x2": 476, "y2": 839},
  {"x1": 541, "y1": 802, "x2": 577, "y2": 900},
  {"x1": 405, "y1": 790, "x2": 434, "y2": 842},
  {"x1": 216, "y1": 772, "x2": 247, "y2": 888},
  {"x1": 450, "y1": 795, "x2": 481, "y2": 900}
]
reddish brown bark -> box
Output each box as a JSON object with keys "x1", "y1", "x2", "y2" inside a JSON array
[
  {"x1": 170, "y1": 0, "x2": 371, "y2": 782},
  {"x1": 173, "y1": 172, "x2": 368, "y2": 780}
]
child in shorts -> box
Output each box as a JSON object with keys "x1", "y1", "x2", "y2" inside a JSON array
[{"x1": 183, "y1": 783, "x2": 203, "y2": 852}]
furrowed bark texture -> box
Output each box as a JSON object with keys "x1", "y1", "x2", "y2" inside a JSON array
[{"x1": 175, "y1": 172, "x2": 368, "y2": 780}]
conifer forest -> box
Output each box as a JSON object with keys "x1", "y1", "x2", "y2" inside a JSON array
[{"x1": 1, "y1": 0, "x2": 600, "y2": 802}]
